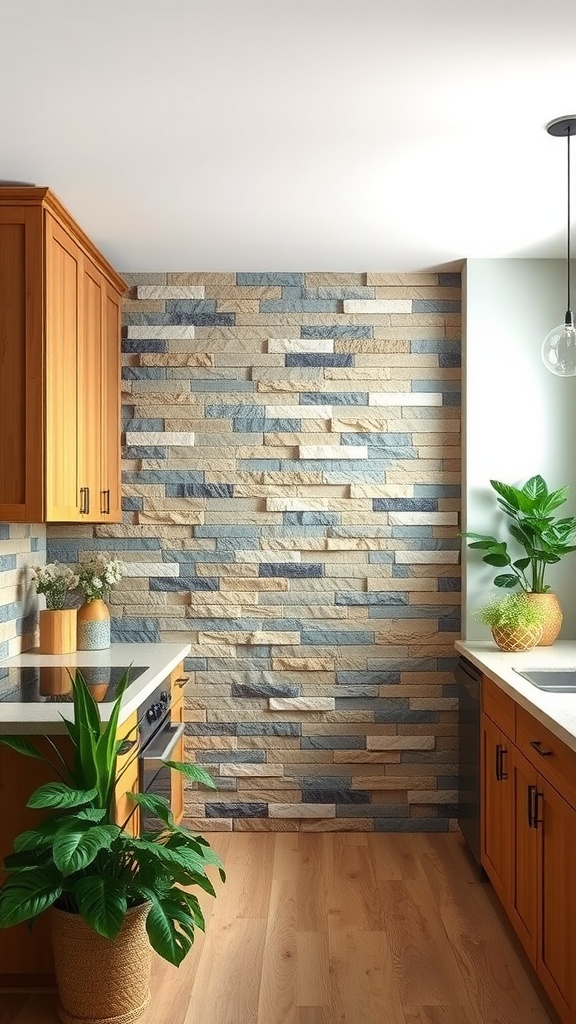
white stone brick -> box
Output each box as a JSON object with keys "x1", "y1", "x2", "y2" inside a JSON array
[
  {"x1": 125, "y1": 326, "x2": 196, "y2": 339},
  {"x1": 136, "y1": 286, "x2": 205, "y2": 299},
  {"x1": 265, "y1": 405, "x2": 332, "y2": 419},
  {"x1": 299, "y1": 445, "x2": 367, "y2": 460},
  {"x1": 388, "y1": 512, "x2": 459, "y2": 526},
  {"x1": 267, "y1": 498, "x2": 371, "y2": 512},
  {"x1": 125, "y1": 432, "x2": 195, "y2": 447},
  {"x1": 342, "y1": 300, "x2": 412, "y2": 313},
  {"x1": 123, "y1": 563, "x2": 179, "y2": 577},
  {"x1": 235, "y1": 550, "x2": 302, "y2": 563},
  {"x1": 267, "y1": 339, "x2": 334, "y2": 353},
  {"x1": 368, "y1": 393, "x2": 443, "y2": 406},
  {"x1": 219, "y1": 764, "x2": 284, "y2": 777}
]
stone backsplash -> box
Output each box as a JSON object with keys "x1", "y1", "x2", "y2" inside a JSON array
[{"x1": 47, "y1": 270, "x2": 461, "y2": 832}]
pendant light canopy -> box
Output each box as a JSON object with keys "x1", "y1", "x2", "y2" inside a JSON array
[{"x1": 542, "y1": 115, "x2": 576, "y2": 377}]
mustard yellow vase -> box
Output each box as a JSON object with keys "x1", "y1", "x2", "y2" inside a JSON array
[{"x1": 525, "y1": 593, "x2": 563, "y2": 646}]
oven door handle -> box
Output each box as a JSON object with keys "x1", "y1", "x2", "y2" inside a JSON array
[{"x1": 141, "y1": 723, "x2": 185, "y2": 772}]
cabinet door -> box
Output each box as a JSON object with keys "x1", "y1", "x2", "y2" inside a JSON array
[
  {"x1": 101, "y1": 279, "x2": 122, "y2": 521},
  {"x1": 78, "y1": 255, "x2": 104, "y2": 519},
  {"x1": 171, "y1": 695, "x2": 185, "y2": 825},
  {"x1": 45, "y1": 214, "x2": 83, "y2": 521},
  {"x1": 509, "y1": 746, "x2": 539, "y2": 961},
  {"x1": 481, "y1": 713, "x2": 512, "y2": 908},
  {"x1": 0, "y1": 206, "x2": 44, "y2": 522},
  {"x1": 538, "y1": 779, "x2": 576, "y2": 1022}
]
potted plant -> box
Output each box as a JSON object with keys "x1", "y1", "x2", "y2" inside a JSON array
[
  {"x1": 76, "y1": 555, "x2": 125, "y2": 650},
  {"x1": 463, "y1": 474, "x2": 576, "y2": 645},
  {"x1": 31, "y1": 563, "x2": 80, "y2": 654},
  {"x1": 0, "y1": 669, "x2": 224, "y2": 1024},
  {"x1": 476, "y1": 592, "x2": 545, "y2": 652}
]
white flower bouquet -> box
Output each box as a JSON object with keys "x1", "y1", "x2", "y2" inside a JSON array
[
  {"x1": 31, "y1": 563, "x2": 80, "y2": 610},
  {"x1": 78, "y1": 556, "x2": 125, "y2": 603}
]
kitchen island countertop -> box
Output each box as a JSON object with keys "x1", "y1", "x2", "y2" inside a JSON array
[
  {"x1": 455, "y1": 639, "x2": 576, "y2": 753},
  {"x1": 0, "y1": 642, "x2": 191, "y2": 734}
]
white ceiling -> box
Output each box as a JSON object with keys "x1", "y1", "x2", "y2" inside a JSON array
[{"x1": 2, "y1": 0, "x2": 576, "y2": 272}]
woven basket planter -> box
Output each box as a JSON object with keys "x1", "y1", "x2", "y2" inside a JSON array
[
  {"x1": 51, "y1": 903, "x2": 152, "y2": 1024},
  {"x1": 491, "y1": 623, "x2": 543, "y2": 653},
  {"x1": 524, "y1": 593, "x2": 563, "y2": 646}
]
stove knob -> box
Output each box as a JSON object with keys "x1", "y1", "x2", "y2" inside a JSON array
[
  {"x1": 153, "y1": 701, "x2": 163, "y2": 718},
  {"x1": 160, "y1": 690, "x2": 169, "y2": 704},
  {"x1": 146, "y1": 707, "x2": 156, "y2": 724}
]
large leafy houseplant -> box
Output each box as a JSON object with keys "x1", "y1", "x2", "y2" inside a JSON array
[
  {"x1": 463, "y1": 474, "x2": 576, "y2": 593},
  {"x1": 0, "y1": 670, "x2": 224, "y2": 969}
]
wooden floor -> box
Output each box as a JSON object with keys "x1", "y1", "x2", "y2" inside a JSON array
[{"x1": 0, "y1": 833, "x2": 553, "y2": 1024}]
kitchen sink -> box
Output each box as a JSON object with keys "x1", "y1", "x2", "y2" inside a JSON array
[{"x1": 514, "y1": 668, "x2": 576, "y2": 692}]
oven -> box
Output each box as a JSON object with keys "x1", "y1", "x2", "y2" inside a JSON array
[{"x1": 118, "y1": 680, "x2": 185, "y2": 832}]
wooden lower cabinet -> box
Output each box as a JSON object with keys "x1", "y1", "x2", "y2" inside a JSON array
[
  {"x1": 481, "y1": 711, "x2": 513, "y2": 907},
  {"x1": 481, "y1": 683, "x2": 576, "y2": 1024}
]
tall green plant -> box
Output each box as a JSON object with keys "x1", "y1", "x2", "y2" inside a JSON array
[
  {"x1": 0, "y1": 670, "x2": 224, "y2": 967},
  {"x1": 463, "y1": 474, "x2": 576, "y2": 593}
]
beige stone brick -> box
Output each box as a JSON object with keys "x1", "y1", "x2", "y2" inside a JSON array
[
  {"x1": 269, "y1": 803, "x2": 336, "y2": 818},
  {"x1": 272, "y1": 656, "x2": 335, "y2": 672},
  {"x1": 351, "y1": 776, "x2": 436, "y2": 790},
  {"x1": 301, "y1": 818, "x2": 374, "y2": 832},
  {"x1": 137, "y1": 511, "x2": 204, "y2": 526},
  {"x1": 233, "y1": 819, "x2": 299, "y2": 831},
  {"x1": 332, "y1": 751, "x2": 402, "y2": 764},
  {"x1": 219, "y1": 764, "x2": 284, "y2": 777},
  {"x1": 181, "y1": 818, "x2": 232, "y2": 832},
  {"x1": 269, "y1": 697, "x2": 335, "y2": 711},
  {"x1": 220, "y1": 577, "x2": 289, "y2": 592},
  {"x1": 367, "y1": 736, "x2": 435, "y2": 751},
  {"x1": 198, "y1": 631, "x2": 300, "y2": 646},
  {"x1": 366, "y1": 272, "x2": 440, "y2": 286},
  {"x1": 408, "y1": 790, "x2": 458, "y2": 804},
  {"x1": 349, "y1": 484, "x2": 414, "y2": 498}
]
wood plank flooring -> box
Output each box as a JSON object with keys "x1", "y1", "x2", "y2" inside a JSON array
[{"x1": 0, "y1": 833, "x2": 553, "y2": 1024}]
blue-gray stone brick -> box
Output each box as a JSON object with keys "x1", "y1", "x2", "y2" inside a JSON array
[
  {"x1": 165, "y1": 300, "x2": 217, "y2": 314},
  {"x1": 122, "y1": 339, "x2": 167, "y2": 353},
  {"x1": 122, "y1": 497, "x2": 144, "y2": 511},
  {"x1": 150, "y1": 577, "x2": 219, "y2": 592},
  {"x1": 261, "y1": 299, "x2": 339, "y2": 313},
  {"x1": 300, "y1": 391, "x2": 369, "y2": 405},
  {"x1": 411, "y1": 340, "x2": 460, "y2": 354},
  {"x1": 237, "y1": 273, "x2": 304, "y2": 287},
  {"x1": 412, "y1": 300, "x2": 461, "y2": 313},
  {"x1": 342, "y1": 433, "x2": 411, "y2": 447},
  {"x1": 283, "y1": 512, "x2": 341, "y2": 527},
  {"x1": 123, "y1": 470, "x2": 204, "y2": 484},
  {"x1": 184, "y1": 723, "x2": 236, "y2": 736},
  {"x1": 301, "y1": 630, "x2": 373, "y2": 646},
  {"x1": 302, "y1": 788, "x2": 369, "y2": 804},
  {"x1": 165, "y1": 484, "x2": 234, "y2": 498},
  {"x1": 259, "y1": 563, "x2": 323, "y2": 578},
  {"x1": 232, "y1": 682, "x2": 299, "y2": 698},
  {"x1": 301, "y1": 325, "x2": 372, "y2": 339},
  {"x1": 123, "y1": 446, "x2": 167, "y2": 459},
  {"x1": 414, "y1": 484, "x2": 461, "y2": 498},
  {"x1": 122, "y1": 367, "x2": 167, "y2": 380},
  {"x1": 367, "y1": 446, "x2": 418, "y2": 461},
  {"x1": 438, "y1": 272, "x2": 461, "y2": 286},
  {"x1": 205, "y1": 802, "x2": 268, "y2": 818},
  {"x1": 301, "y1": 736, "x2": 365, "y2": 749},
  {"x1": 372, "y1": 498, "x2": 438, "y2": 512},
  {"x1": 336, "y1": 671, "x2": 401, "y2": 685},
  {"x1": 374, "y1": 710, "x2": 439, "y2": 724},
  {"x1": 237, "y1": 723, "x2": 302, "y2": 737},
  {"x1": 197, "y1": 751, "x2": 266, "y2": 763},
  {"x1": 335, "y1": 592, "x2": 408, "y2": 606},
  {"x1": 285, "y1": 353, "x2": 353, "y2": 367},
  {"x1": 439, "y1": 353, "x2": 461, "y2": 368}
]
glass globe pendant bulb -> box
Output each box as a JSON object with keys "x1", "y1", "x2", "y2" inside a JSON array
[{"x1": 542, "y1": 312, "x2": 576, "y2": 376}]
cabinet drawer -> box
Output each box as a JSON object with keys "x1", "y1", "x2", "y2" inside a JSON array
[
  {"x1": 482, "y1": 675, "x2": 516, "y2": 739},
  {"x1": 516, "y1": 705, "x2": 576, "y2": 809}
]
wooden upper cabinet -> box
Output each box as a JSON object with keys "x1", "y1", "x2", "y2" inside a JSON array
[{"x1": 0, "y1": 187, "x2": 126, "y2": 523}]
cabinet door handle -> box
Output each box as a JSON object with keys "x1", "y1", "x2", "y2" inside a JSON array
[
  {"x1": 495, "y1": 743, "x2": 503, "y2": 781},
  {"x1": 101, "y1": 489, "x2": 110, "y2": 515},
  {"x1": 527, "y1": 784, "x2": 537, "y2": 828},
  {"x1": 498, "y1": 744, "x2": 508, "y2": 781},
  {"x1": 530, "y1": 740, "x2": 553, "y2": 757},
  {"x1": 79, "y1": 487, "x2": 88, "y2": 514},
  {"x1": 174, "y1": 676, "x2": 189, "y2": 689},
  {"x1": 117, "y1": 738, "x2": 138, "y2": 756}
]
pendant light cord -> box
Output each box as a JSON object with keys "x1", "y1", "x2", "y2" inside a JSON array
[{"x1": 568, "y1": 126, "x2": 572, "y2": 314}]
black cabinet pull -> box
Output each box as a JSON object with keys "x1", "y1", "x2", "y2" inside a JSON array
[
  {"x1": 530, "y1": 740, "x2": 553, "y2": 757},
  {"x1": 528, "y1": 784, "x2": 537, "y2": 828},
  {"x1": 495, "y1": 743, "x2": 502, "y2": 780},
  {"x1": 79, "y1": 487, "x2": 88, "y2": 514},
  {"x1": 101, "y1": 489, "x2": 110, "y2": 515}
]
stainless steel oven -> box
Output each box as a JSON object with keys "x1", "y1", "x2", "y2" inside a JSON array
[{"x1": 118, "y1": 680, "x2": 185, "y2": 832}]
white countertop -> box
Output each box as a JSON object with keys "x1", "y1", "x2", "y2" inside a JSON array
[
  {"x1": 455, "y1": 639, "x2": 576, "y2": 753},
  {"x1": 0, "y1": 642, "x2": 192, "y2": 734}
]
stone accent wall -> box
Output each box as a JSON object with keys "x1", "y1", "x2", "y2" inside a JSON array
[
  {"x1": 47, "y1": 271, "x2": 461, "y2": 832},
  {"x1": 0, "y1": 524, "x2": 46, "y2": 657}
]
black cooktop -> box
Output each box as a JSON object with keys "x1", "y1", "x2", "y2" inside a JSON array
[{"x1": 0, "y1": 665, "x2": 150, "y2": 704}]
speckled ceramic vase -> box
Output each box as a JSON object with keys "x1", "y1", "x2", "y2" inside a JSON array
[
  {"x1": 77, "y1": 599, "x2": 111, "y2": 650},
  {"x1": 525, "y1": 593, "x2": 563, "y2": 646}
]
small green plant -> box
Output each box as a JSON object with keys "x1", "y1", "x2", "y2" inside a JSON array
[
  {"x1": 463, "y1": 474, "x2": 576, "y2": 593},
  {"x1": 0, "y1": 670, "x2": 224, "y2": 967},
  {"x1": 476, "y1": 592, "x2": 544, "y2": 630}
]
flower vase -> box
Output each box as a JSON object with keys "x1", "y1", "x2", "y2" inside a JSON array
[
  {"x1": 77, "y1": 599, "x2": 111, "y2": 651},
  {"x1": 525, "y1": 593, "x2": 563, "y2": 646},
  {"x1": 38, "y1": 609, "x2": 77, "y2": 654}
]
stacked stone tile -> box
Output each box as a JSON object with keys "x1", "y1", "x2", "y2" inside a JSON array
[
  {"x1": 47, "y1": 271, "x2": 461, "y2": 832},
  {"x1": 0, "y1": 524, "x2": 46, "y2": 657}
]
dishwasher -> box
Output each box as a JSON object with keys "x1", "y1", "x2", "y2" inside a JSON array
[{"x1": 457, "y1": 656, "x2": 482, "y2": 865}]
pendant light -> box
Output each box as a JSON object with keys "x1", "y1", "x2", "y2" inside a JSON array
[{"x1": 542, "y1": 115, "x2": 576, "y2": 376}]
